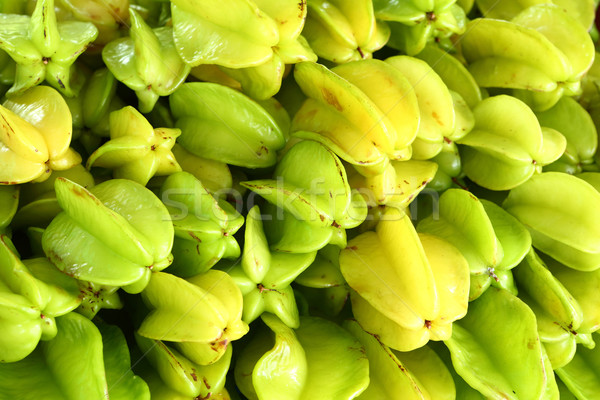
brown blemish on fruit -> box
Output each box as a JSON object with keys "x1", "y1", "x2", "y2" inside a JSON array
[
  {"x1": 0, "y1": 114, "x2": 15, "y2": 137},
  {"x1": 298, "y1": 0, "x2": 306, "y2": 17},
  {"x1": 443, "y1": 136, "x2": 452, "y2": 144},
  {"x1": 188, "y1": 232, "x2": 202, "y2": 242},
  {"x1": 453, "y1": 178, "x2": 469, "y2": 191},
  {"x1": 322, "y1": 88, "x2": 343, "y2": 112},
  {"x1": 203, "y1": 377, "x2": 211, "y2": 389},
  {"x1": 431, "y1": 111, "x2": 442, "y2": 125},
  {"x1": 424, "y1": 320, "x2": 432, "y2": 329},
  {"x1": 256, "y1": 145, "x2": 269, "y2": 156}
]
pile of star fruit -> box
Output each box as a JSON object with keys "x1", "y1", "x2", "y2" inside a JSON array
[{"x1": 1, "y1": 0, "x2": 600, "y2": 399}]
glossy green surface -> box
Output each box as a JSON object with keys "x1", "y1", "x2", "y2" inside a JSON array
[
  {"x1": 170, "y1": 82, "x2": 285, "y2": 168},
  {"x1": 418, "y1": 189, "x2": 500, "y2": 274},
  {"x1": 503, "y1": 172, "x2": 600, "y2": 271},
  {"x1": 445, "y1": 287, "x2": 547, "y2": 400}
]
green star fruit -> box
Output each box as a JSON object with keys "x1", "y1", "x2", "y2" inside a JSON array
[
  {"x1": 503, "y1": 172, "x2": 600, "y2": 271},
  {"x1": 457, "y1": 95, "x2": 567, "y2": 190},
  {"x1": 242, "y1": 140, "x2": 368, "y2": 229},
  {"x1": 74, "y1": 280, "x2": 122, "y2": 319},
  {"x1": 0, "y1": 0, "x2": 98, "y2": 96},
  {"x1": 415, "y1": 43, "x2": 482, "y2": 109},
  {"x1": 474, "y1": 0, "x2": 595, "y2": 31},
  {"x1": 262, "y1": 202, "x2": 347, "y2": 254},
  {"x1": 544, "y1": 256, "x2": 600, "y2": 334},
  {"x1": 138, "y1": 271, "x2": 248, "y2": 359},
  {"x1": 87, "y1": 106, "x2": 182, "y2": 185},
  {"x1": 103, "y1": 9, "x2": 190, "y2": 113},
  {"x1": 293, "y1": 246, "x2": 350, "y2": 317},
  {"x1": 159, "y1": 171, "x2": 243, "y2": 278},
  {"x1": 418, "y1": 189, "x2": 502, "y2": 279},
  {"x1": 444, "y1": 287, "x2": 554, "y2": 400},
  {"x1": 467, "y1": 199, "x2": 531, "y2": 298},
  {"x1": 64, "y1": 67, "x2": 126, "y2": 138},
  {"x1": 235, "y1": 314, "x2": 369, "y2": 400},
  {"x1": 0, "y1": 235, "x2": 81, "y2": 362},
  {"x1": 175, "y1": 270, "x2": 249, "y2": 365},
  {"x1": 0, "y1": 313, "x2": 109, "y2": 398},
  {"x1": 0, "y1": 49, "x2": 15, "y2": 87},
  {"x1": 514, "y1": 249, "x2": 583, "y2": 342},
  {"x1": 135, "y1": 333, "x2": 231, "y2": 398},
  {"x1": 295, "y1": 245, "x2": 345, "y2": 289},
  {"x1": 347, "y1": 160, "x2": 438, "y2": 208},
  {"x1": 382, "y1": 1, "x2": 467, "y2": 56},
  {"x1": 217, "y1": 205, "x2": 316, "y2": 328},
  {"x1": 537, "y1": 96, "x2": 598, "y2": 174},
  {"x1": 342, "y1": 211, "x2": 470, "y2": 351},
  {"x1": 42, "y1": 177, "x2": 174, "y2": 291},
  {"x1": 556, "y1": 333, "x2": 600, "y2": 400},
  {"x1": 96, "y1": 322, "x2": 151, "y2": 400},
  {"x1": 170, "y1": 82, "x2": 286, "y2": 168}
]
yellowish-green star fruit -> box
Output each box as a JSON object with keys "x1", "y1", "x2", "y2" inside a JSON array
[
  {"x1": 345, "y1": 320, "x2": 455, "y2": 400},
  {"x1": 303, "y1": 0, "x2": 390, "y2": 63},
  {"x1": 176, "y1": 270, "x2": 249, "y2": 366},
  {"x1": 343, "y1": 213, "x2": 469, "y2": 351},
  {"x1": 170, "y1": 0, "x2": 279, "y2": 68},
  {"x1": 0, "y1": 85, "x2": 82, "y2": 184},
  {"x1": 216, "y1": 0, "x2": 317, "y2": 100}
]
